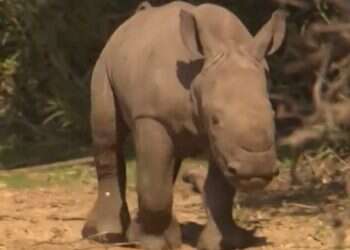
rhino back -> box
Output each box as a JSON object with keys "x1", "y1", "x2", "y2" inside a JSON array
[{"x1": 101, "y1": 1, "x2": 196, "y2": 131}]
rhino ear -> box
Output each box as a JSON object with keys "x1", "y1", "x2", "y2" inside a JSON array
[
  {"x1": 179, "y1": 9, "x2": 204, "y2": 58},
  {"x1": 250, "y1": 10, "x2": 288, "y2": 61}
]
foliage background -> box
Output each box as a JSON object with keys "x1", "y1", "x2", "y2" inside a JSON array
[
  {"x1": 0, "y1": 0, "x2": 131, "y2": 167},
  {"x1": 1, "y1": 0, "x2": 349, "y2": 170}
]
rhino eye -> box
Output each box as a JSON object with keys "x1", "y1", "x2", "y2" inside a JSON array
[{"x1": 211, "y1": 115, "x2": 220, "y2": 126}]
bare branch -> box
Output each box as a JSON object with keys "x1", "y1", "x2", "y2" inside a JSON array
[
  {"x1": 307, "y1": 44, "x2": 333, "y2": 124},
  {"x1": 271, "y1": 0, "x2": 311, "y2": 9},
  {"x1": 311, "y1": 23, "x2": 350, "y2": 34}
]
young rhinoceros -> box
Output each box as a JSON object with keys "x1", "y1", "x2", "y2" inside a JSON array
[{"x1": 83, "y1": 1, "x2": 287, "y2": 250}]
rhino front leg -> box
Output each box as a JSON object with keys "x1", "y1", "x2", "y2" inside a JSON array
[
  {"x1": 131, "y1": 119, "x2": 181, "y2": 250},
  {"x1": 197, "y1": 162, "x2": 257, "y2": 250},
  {"x1": 82, "y1": 61, "x2": 130, "y2": 242}
]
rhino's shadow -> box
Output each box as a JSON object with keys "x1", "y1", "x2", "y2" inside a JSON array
[{"x1": 181, "y1": 222, "x2": 268, "y2": 249}]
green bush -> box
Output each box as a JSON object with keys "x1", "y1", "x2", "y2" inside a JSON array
[{"x1": 0, "y1": 0, "x2": 130, "y2": 167}]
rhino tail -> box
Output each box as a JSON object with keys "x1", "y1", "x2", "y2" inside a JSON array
[{"x1": 182, "y1": 167, "x2": 207, "y2": 194}]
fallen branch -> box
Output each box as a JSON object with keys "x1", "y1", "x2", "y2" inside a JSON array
[
  {"x1": 47, "y1": 215, "x2": 86, "y2": 221},
  {"x1": 4, "y1": 157, "x2": 94, "y2": 172},
  {"x1": 283, "y1": 202, "x2": 318, "y2": 210}
]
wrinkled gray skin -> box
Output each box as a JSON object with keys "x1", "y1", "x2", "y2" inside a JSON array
[{"x1": 82, "y1": 1, "x2": 287, "y2": 250}]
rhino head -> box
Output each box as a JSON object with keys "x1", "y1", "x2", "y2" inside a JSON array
[{"x1": 180, "y1": 6, "x2": 287, "y2": 191}]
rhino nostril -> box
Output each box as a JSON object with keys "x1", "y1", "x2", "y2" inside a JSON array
[
  {"x1": 211, "y1": 115, "x2": 220, "y2": 126},
  {"x1": 227, "y1": 167, "x2": 237, "y2": 177}
]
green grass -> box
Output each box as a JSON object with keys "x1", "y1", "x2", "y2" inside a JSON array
[
  {"x1": 0, "y1": 174, "x2": 41, "y2": 189},
  {"x1": 0, "y1": 164, "x2": 94, "y2": 189},
  {"x1": 0, "y1": 158, "x2": 207, "y2": 189}
]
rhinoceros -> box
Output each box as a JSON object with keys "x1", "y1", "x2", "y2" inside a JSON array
[{"x1": 82, "y1": 1, "x2": 287, "y2": 250}]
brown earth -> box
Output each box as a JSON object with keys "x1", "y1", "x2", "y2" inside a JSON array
[{"x1": 0, "y1": 162, "x2": 349, "y2": 250}]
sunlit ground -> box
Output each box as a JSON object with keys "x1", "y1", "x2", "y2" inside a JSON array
[{"x1": 0, "y1": 158, "x2": 349, "y2": 250}]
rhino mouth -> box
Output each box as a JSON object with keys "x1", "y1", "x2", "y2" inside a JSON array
[
  {"x1": 224, "y1": 160, "x2": 278, "y2": 191},
  {"x1": 236, "y1": 177, "x2": 273, "y2": 192},
  {"x1": 240, "y1": 142, "x2": 273, "y2": 153},
  {"x1": 210, "y1": 143, "x2": 277, "y2": 191}
]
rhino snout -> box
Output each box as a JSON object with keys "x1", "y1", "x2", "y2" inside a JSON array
[{"x1": 224, "y1": 149, "x2": 278, "y2": 191}]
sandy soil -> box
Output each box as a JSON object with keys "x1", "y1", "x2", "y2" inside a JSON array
[{"x1": 0, "y1": 166, "x2": 349, "y2": 250}]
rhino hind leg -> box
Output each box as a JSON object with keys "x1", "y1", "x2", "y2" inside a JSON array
[
  {"x1": 82, "y1": 61, "x2": 130, "y2": 242},
  {"x1": 131, "y1": 119, "x2": 182, "y2": 250},
  {"x1": 197, "y1": 163, "x2": 264, "y2": 250}
]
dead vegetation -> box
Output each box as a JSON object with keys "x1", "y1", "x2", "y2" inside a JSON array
[
  {"x1": 272, "y1": 0, "x2": 350, "y2": 136},
  {"x1": 261, "y1": 0, "x2": 350, "y2": 192}
]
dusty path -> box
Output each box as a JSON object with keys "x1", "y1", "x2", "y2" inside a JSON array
[{"x1": 0, "y1": 163, "x2": 349, "y2": 250}]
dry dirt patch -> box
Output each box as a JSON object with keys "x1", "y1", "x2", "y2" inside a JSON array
[{"x1": 0, "y1": 162, "x2": 349, "y2": 250}]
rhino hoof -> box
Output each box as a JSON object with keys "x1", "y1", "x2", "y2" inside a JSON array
[
  {"x1": 82, "y1": 220, "x2": 127, "y2": 243},
  {"x1": 128, "y1": 217, "x2": 182, "y2": 250},
  {"x1": 81, "y1": 216, "x2": 126, "y2": 243}
]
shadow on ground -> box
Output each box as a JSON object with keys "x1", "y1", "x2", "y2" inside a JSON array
[
  {"x1": 181, "y1": 222, "x2": 269, "y2": 249},
  {"x1": 239, "y1": 180, "x2": 348, "y2": 216}
]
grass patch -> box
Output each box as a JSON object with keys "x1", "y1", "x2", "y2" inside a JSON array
[
  {"x1": 0, "y1": 173, "x2": 42, "y2": 189},
  {"x1": 0, "y1": 158, "x2": 207, "y2": 189},
  {"x1": 0, "y1": 164, "x2": 94, "y2": 189}
]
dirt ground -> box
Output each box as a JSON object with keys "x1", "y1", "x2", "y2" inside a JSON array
[{"x1": 0, "y1": 162, "x2": 350, "y2": 250}]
